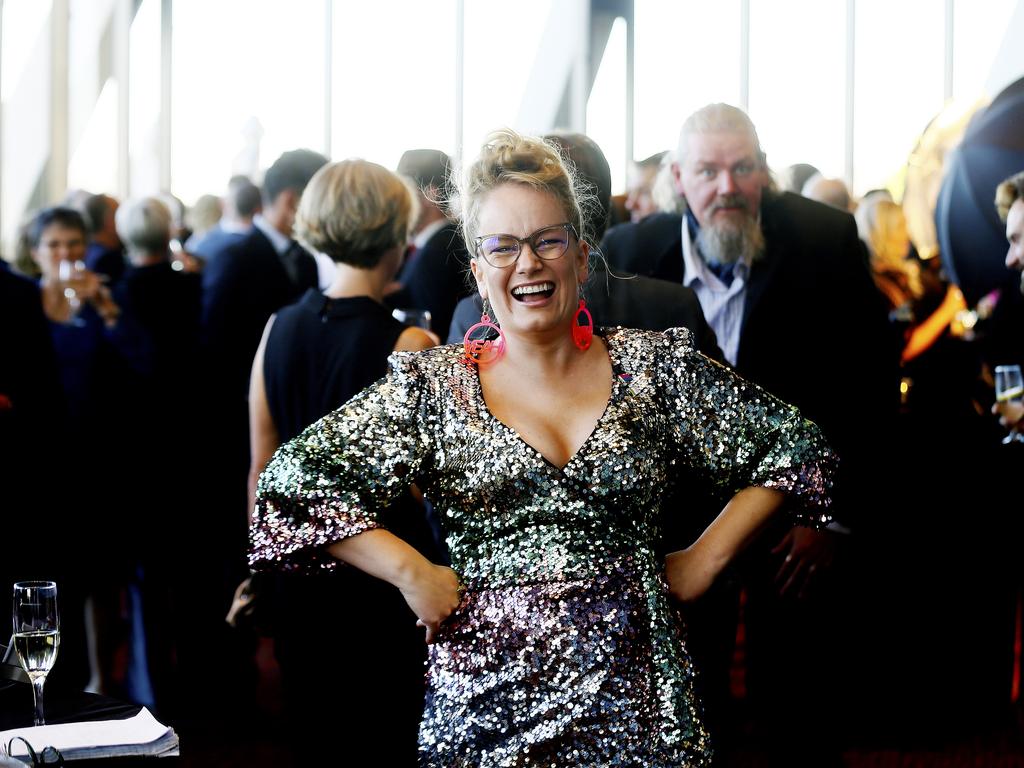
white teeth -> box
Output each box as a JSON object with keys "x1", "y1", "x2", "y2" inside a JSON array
[{"x1": 512, "y1": 282, "x2": 554, "y2": 296}]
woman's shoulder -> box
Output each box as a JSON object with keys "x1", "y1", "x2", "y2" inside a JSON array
[
  {"x1": 602, "y1": 325, "x2": 695, "y2": 363},
  {"x1": 387, "y1": 343, "x2": 468, "y2": 376}
]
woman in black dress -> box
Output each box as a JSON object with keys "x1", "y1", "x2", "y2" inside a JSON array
[{"x1": 246, "y1": 159, "x2": 437, "y2": 764}]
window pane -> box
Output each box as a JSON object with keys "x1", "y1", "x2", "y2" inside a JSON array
[
  {"x1": 129, "y1": 0, "x2": 161, "y2": 196},
  {"x1": 1, "y1": 0, "x2": 53, "y2": 251},
  {"x1": 462, "y1": 0, "x2": 553, "y2": 160},
  {"x1": 634, "y1": 0, "x2": 741, "y2": 161},
  {"x1": 953, "y1": 0, "x2": 1017, "y2": 101},
  {"x1": 1, "y1": 0, "x2": 52, "y2": 103},
  {"x1": 748, "y1": 0, "x2": 846, "y2": 182},
  {"x1": 332, "y1": 1, "x2": 457, "y2": 169},
  {"x1": 171, "y1": 0, "x2": 326, "y2": 204},
  {"x1": 853, "y1": 0, "x2": 945, "y2": 195},
  {"x1": 587, "y1": 17, "x2": 628, "y2": 193},
  {"x1": 67, "y1": 79, "x2": 119, "y2": 194}
]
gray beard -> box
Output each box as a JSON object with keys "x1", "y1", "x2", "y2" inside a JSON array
[{"x1": 696, "y1": 215, "x2": 765, "y2": 266}]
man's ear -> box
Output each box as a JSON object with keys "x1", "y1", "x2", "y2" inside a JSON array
[{"x1": 671, "y1": 162, "x2": 686, "y2": 202}]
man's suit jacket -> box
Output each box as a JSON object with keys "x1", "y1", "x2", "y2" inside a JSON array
[
  {"x1": 446, "y1": 266, "x2": 725, "y2": 364},
  {"x1": 189, "y1": 224, "x2": 250, "y2": 262},
  {"x1": 601, "y1": 191, "x2": 897, "y2": 524},
  {"x1": 201, "y1": 227, "x2": 318, "y2": 400},
  {"x1": 390, "y1": 222, "x2": 473, "y2": 337}
]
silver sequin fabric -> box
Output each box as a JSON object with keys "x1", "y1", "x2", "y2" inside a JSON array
[{"x1": 250, "y1": 326, "x2": 836, "y2": 767}]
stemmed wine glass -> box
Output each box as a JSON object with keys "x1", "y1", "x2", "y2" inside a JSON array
[
  {"x1": 12, "y1": 581, "x2": 59, "y2": 726},
  {"x1": 57, "y1": 259, "x2": 87, "y2": 326},
  {"x1": 994, "y1": 364, "x2": 1024, "y2": 444}
]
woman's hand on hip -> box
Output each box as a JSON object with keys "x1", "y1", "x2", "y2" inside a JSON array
[{"x1": 398, "y1": 563, "x2": 462, "y2": 644}]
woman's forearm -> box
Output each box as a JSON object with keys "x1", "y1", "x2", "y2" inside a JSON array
[
  {"x1": 691, "y1": 486, "x2": 786, "y2": 569},
  {"x1": 328, "y1": 529, "x2": 460, "y2": 643},
  {"x1": 666, "y1": 486, "x2": 787, "y2": 602},
  {"x1": 327, "y1": 528, "x2": 435, "y2": 590}
]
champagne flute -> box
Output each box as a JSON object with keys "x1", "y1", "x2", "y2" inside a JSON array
[
  {"x1": 57, "y1": 259, "x2": 87, "y2": 326},
  {"x1": 12, "y1": 581, "x2": 59, "y2": 726},
  {"x1": 392, "y1": 308, "x2": 433, "y2": 331},
  {"x1": 994, "y1": 364, "x2": 1024, "y2": 444}
]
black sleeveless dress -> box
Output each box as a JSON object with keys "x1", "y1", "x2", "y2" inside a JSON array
[{"x1": 263, "y1": 289, "x2": 437, "y2": 765}]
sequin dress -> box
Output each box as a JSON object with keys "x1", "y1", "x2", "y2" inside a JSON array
[{"x1": 250, "y1": 326, "x2": 836, "y2": 767}]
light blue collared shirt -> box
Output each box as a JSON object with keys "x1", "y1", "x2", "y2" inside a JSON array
[{"x1": 680, "y1": 220, "x2": 750, "y2": 367}]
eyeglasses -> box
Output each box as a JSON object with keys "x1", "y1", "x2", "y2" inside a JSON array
[{"x1": 474, "y1": 223, "x2": 578, "y2": 268}]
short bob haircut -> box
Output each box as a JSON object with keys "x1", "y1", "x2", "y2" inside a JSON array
[
  {"x1": 116, "y1": 197, "x2": 172, "y2": 255},
  {"x1": 295, "y1": 159, "x2": 418, "y2": 269},
  {"x1": 455, "y1": 128, "x2": 594, "y2": 253},
  {"x1": 995, "y1": 171, "x2": 1024, "y2": 223}
]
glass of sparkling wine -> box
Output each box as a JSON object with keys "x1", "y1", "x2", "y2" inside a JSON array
[
  {"x1": 57, "y1": 259, "x2": 86, "y2": 326},
  {"x1": 12, "y1": 581, "x2": 59, "y2": 726},
  {"x1": 995, "y1": 365, "x2": 1024, "y2": 444}
]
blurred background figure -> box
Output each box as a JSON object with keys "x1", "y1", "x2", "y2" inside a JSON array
[
  {"x1": 28, "y1": 205, "x2": 152, "y2": 700},
  {"x1": 624, "y1": 150, "x2": 667, "y2": 222},
  {"x1": 856, "y1": 194, "x2": 966, "y2": 365},
  {"x1": 188, "y1": 175, "x2": 261, "y2": 261},
  {"x1": 388, "y1": 148, "x2": 471, "y2": 338},
  {"x1": 775, "y1": 162, "x2": 821, "y2": 194},
  {"x1": 183, "y1": 194, "x2": 222, "y2": 249},
  {"x1": 802, "y1": 174, "x2": 853, "y2": 211},
  {"x1": 83, "y1": 194, "x2": 126, "y2": 285},
  {"x1": 113, "y1": 196, "x2": 202, "y2": 713},
  {"x1": 246, "y1": 159, "x2": 438, "y2": 765}
]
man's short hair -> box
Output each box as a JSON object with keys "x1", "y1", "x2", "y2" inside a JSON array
[
  {"x1": 995, "y1": 171, "x2": 1024, "y2": 223},
  {"x1": 83, "y1": 194, "x2": 112, "y2": 235},
  {"x1": 544, "y1": 132, "x2": 613, "y2": 242},
  {"x1": 227, "y1": 175, "x2": 262, "y2": 218},
  {"x1": 262, "y1": 149, "x2": 329, "y2": 205},
  {"x1": 28, "y1": 207, "x2": 88, "y2": 247},
  {"x1": 116, "y1": 197, "x2": 172, "y2": 254},
  {"x1": 678, "y1": 103, "x2": 766, "y2": 169},
  {"x1": 397, "y1": 149, "x2": 452, "y2": 195}
]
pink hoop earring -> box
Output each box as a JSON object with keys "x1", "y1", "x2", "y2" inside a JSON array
[
  {"x1": 572, "y1": 298, "x2": 593, "y2": 351},
  {"x1": 463, "y1": 303, "x2": 506, "y2": 366}
]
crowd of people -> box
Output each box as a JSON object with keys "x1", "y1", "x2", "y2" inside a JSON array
[{"x1": 2, "y1": 102, "x2": 1023, "y2": 766}]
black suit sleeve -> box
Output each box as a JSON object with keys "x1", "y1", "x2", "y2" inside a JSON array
[
  {"x1": 447, "y1": 294, "x2": 484, "y2": 345},
  {"x1": 396, "y1": 225, "x2": 472, "y2": 338}
]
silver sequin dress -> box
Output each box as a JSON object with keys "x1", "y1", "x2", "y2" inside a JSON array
[{"x1": 250, "y1": 327, "x2": 836, "y2": 767}]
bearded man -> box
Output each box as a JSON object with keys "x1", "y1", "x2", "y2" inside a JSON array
[{"x1": 602, "y1": 103, "x2": 896, "y2": 765}]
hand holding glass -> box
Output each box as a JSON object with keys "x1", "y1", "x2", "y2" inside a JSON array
[
  {"x1": 57, "y1": 259, "x2": 87, "y2": 326},
  {"x1": 994, "y1": 364, "x2": 1024, "y2": 444},
  {"x1": 13, "y1": 581, "x2": 59, "y2": 725}
]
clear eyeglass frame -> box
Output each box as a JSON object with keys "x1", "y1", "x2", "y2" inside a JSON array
[{"x1": 474, "y1": 223, "x2": 578, "y2": 268}]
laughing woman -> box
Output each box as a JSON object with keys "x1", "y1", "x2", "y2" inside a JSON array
[{"x1": 250, "y1": 129, "x2": 836, "y2": 767}]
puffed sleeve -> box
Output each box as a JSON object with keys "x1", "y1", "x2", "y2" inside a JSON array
[
  {"x1": 249, "y1": 351, "x2": 434, "y2": 571},
  {"x1": 659, "y1": 327, "x2": 836, "y2": 526}
]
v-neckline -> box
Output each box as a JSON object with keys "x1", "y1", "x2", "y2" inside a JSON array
[{"x1": 472, "y1": 330, "x2": 624, "y2": 472}]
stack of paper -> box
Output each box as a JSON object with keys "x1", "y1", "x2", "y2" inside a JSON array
[{"x1": 0, "y1": 708, "x2": 179, "y2": 761}]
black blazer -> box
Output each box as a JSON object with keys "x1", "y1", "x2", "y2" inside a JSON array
[
  {"x1": 390, "y1": 222, "x2": 473, "y2": 337},
  {"x1": 201, "y1": 227, "x2": 318, "y2": 399},
  {"x1": 601, "y1": 192, "x2": 897, "y2": 524},
  {"x1": 446, "y1": 265, "x2": 725, "y2": 364}
]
